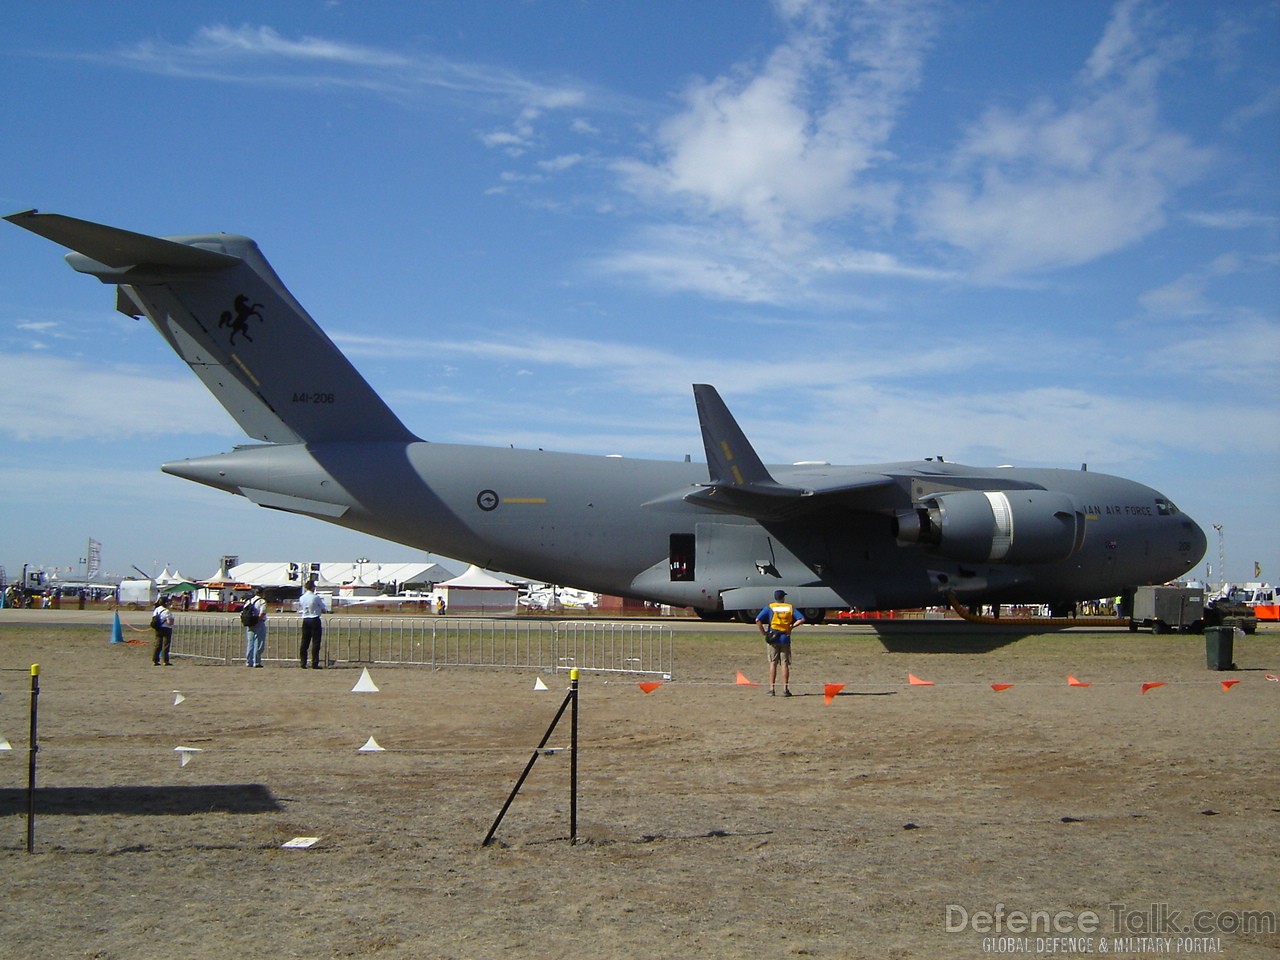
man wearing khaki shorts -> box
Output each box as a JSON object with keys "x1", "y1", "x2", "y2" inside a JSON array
[{"x1": 756, "y1": 589, "x2": 805, "y2": 697}]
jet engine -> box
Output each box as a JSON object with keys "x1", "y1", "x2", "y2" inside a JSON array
[{"x1": 893, "y1": 490, "x2": 1083, "y2": 564}]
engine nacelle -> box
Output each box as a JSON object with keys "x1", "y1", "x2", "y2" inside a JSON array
[{"x1": 894, "y1": 490, "x2": 1083, "y2": 564}]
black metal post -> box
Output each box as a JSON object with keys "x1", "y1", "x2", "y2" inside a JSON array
[
  {"x1": 26, "y1": 664, "x2": 39, "y2": 854},
  {"x1": 483, "y1": 679, "x2": 575, "y2": 847}
]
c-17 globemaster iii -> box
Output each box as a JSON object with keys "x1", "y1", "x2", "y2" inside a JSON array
[{"x1": 8, "y1": 210, "x2": 1207, "y2": 621}]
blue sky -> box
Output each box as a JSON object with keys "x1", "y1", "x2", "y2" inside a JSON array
[{"x1": 2, "y1": 0, "x2": 1276, "y2": 588}]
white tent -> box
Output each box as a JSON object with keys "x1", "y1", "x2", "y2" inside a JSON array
[
  {"x1": 226, "y1": 560, "x2": 455, "y2": 591},
  {"x1": 437, "y1": 565, "x2": 519, "y2": 615}
]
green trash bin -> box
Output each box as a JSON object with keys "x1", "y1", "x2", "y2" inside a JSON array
[{"x1": 1205, "y1": 626, "x2": 1235, "y2": 671}]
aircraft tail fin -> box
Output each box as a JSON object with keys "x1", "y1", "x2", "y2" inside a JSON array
[
  {"x1": 687, "y1": 384, "x2": 815, "y2": 516},
  {"x1": 7, "y1": 210, "x2": 416, "y2": 445},
  {"x1": 692, "y1": 383, "x2": 775, "y2": 488}
]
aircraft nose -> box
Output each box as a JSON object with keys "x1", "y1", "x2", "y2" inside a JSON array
[{"x1": 1188, "y1": 515, "x2": 1208, "y2": 565}]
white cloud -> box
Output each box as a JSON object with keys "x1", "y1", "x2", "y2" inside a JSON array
[
  {"x1": 0, "y1": 353, "x2": 236, "y2": 442},
  {"x1": 917, "y1": 1, "x2": 1212, "y2": 277},
  {"x1": 111, "y1": 24, "x2": 588, "y2": 140},
  {"x1": 16, "y1": 320, "x2": 62, "y2": 334},
  {"x1": 1183, "y1": 209, "x2": 1278, "y2": 230},
  {"x1": 616, "y1": 0, "x2": 934, "y2": 239},
  {"x1": 1144, "y1": 315, "x2": 1280, "y2": 382},
  {"x1": 181, "y1": 24, "x2": 410, "y2": 68}
]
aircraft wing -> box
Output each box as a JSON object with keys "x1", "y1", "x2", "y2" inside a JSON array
[{"x1": 685, "y1": 384, "x2": 898, "y2": 518}]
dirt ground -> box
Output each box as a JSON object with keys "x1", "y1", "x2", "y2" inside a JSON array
[{"x1": 0, "y1": 615, "x2": 1276, "y2": 960}]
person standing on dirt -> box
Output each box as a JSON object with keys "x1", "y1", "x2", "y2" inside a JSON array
[
  {"x1": 756, "y1": 589, "x2": 805, "y2": 696},
  {"x1": 151, "y1": 595, "x2": 175, "y2": 666},
  {"x1": 242, "y1": 587, "x2": 268, "y2": 668},
  {"x1": 297, "y1": 578, "x2": 328, "y2": 669}
]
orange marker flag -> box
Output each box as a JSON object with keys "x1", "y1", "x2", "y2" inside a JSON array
[
  {"x1": 736, "y1": 671, "x2": 759, "y2": 686},
  {"x1": 637, "y1": 681, "x2": 663, "y2": 695},
  {"x1": 908, "y1": 673, "x2": 934, "y2": 686},
  {"x1": 1220, "y1": 679, "x2": 1241, "y2": 691},
  {"x1": 1141, "y1": 682, "x2": 1166, "y2": 695},
  {"x1": 991, "y1": 683, "x2": 1013, "y2": 692},
  {"x1": 1067, "y1": 675, "x2": 1091, "y2": 687},
  {"x1": 824, "y1": 683, "x2": 845, "y2": 705}
]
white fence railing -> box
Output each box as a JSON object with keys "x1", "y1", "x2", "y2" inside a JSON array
[{"x1": 173, "y1": 615, "x2": 673, "y2": 677}]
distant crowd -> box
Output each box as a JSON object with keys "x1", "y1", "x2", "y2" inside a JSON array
[{"x1": 1, "y1": 585, "x2": 193, "y2": 611}]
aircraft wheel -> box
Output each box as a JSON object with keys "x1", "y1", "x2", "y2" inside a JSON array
[{"x1": 801, "y1": 608, "x2": 825, "y2": 625}]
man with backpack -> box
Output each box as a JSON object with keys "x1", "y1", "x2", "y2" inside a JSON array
[
  {"x1": 151, "y1": 595, "x2": 175, "y2": 666},
  {"x1": 241, "y1": 587, "x2": 268, "y2": 668}
]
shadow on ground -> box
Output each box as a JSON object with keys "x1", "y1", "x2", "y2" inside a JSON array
[{"x1": 0, "y1": 784, "x2": 282, "y2": 816}]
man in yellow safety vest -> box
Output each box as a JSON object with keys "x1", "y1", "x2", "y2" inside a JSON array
[{"x1": 755, "y1": 589, "x2": 805, "y2": 697}]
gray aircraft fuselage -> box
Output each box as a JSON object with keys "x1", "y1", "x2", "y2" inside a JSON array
[{"x1": 8, "y1": 210, "x2": 1207, "y2": 616}]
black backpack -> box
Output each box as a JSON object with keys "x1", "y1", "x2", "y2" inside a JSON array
[{"x1": 240, "y1": 601, "x2": 260, "y2": 627}]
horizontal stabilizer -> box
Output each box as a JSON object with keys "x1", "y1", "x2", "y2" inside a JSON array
[{"x1": 5, "y1": 209, "x2": 239, "y2": 276}]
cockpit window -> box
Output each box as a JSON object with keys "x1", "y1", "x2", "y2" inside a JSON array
[{"x1": 1155, "y1": 498, "x2": 1179, "y2": 516}]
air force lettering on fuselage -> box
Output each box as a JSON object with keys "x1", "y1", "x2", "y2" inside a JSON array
[{"x1": 7, "y1": 209, "x2": 1208, "y2": 618}]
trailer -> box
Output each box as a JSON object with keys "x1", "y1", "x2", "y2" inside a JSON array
[
  {"x1": 117, "y1": 579, "x2": 156, "y2": 609},
  {"x1": 1129, "y1": 585, "x2": 1204, "y2": 634}
]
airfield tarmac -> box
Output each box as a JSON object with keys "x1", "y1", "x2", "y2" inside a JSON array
[{"x1": 0, "y1": 615, "x2": 1276, "y2": 960}]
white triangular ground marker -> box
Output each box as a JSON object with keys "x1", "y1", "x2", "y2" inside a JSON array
[
  {"x1": 172, "y1": 691, "x2": 186, "y2": 706},
  {"x1": 0, "y1": 737, "x2": 11, "y2": 751},
  {"x1": 534, "y1": 677, "x2": 548, "y2": 691},
  {"x1": 282, "y1": 837, "x2": 320, "y2": 849},
  {"x1": 175, "y1": 746, "x2": 203, "y2": 767},
  {"x1": 359, "y1": 736, "x2": 385, "y2": 752},
  {"x1": 352, "y1": 668, "x2": 379, "y2": 693}
]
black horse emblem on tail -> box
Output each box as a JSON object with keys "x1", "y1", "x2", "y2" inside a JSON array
[{"x1": 218, "y1": 294, "x2": 264, "y2": 345}]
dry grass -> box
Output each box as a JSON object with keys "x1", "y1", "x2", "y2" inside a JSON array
[{"x1": 1, "y1": 620, "x2": 1277, "y2": 959}]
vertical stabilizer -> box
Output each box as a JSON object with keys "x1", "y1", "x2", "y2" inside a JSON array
[
  {"x1": 692, "y1": 383, "x2": 775, "y2": 487},
  {"x1": 6, "y1": 210, "x2": 417, "y2": 445}
]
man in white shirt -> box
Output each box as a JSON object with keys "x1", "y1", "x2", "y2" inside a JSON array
[
  {"x1": 297, "y1": 579, "x2": 329, "y2": 668},
  {"x1": 151, "y1": 596, "x2": 175, "y2": 666}
]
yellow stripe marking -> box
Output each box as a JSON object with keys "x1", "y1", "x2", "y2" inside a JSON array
[{"x1": 230, "y1": 353, "x2": 261, "y2": 387}]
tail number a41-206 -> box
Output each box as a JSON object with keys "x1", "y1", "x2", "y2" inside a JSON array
[{"x1": 292, "y1": 392, "x2": 335, "y2": 403}]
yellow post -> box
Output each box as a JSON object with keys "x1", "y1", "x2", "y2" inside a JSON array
[{"x1": 569, "y1": 668, "x2": 579, "y2": 842}]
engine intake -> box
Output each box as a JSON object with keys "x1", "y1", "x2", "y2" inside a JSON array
[{"x1": 894, "y1": 490, "x2": 1083, "y2": 564}]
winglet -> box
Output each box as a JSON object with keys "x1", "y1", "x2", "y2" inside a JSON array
[{"x1": 692, "y1": 384, "x2": 776, "y2": 487}]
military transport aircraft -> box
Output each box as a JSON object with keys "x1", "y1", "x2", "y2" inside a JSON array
[{"x1": 8, "y1": 210, "x2": 1207, "y2": 620}]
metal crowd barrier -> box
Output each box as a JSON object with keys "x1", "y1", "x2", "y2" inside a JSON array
[{"x1": 172, "y1": 615, "x2": 674, "y2": 677}]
